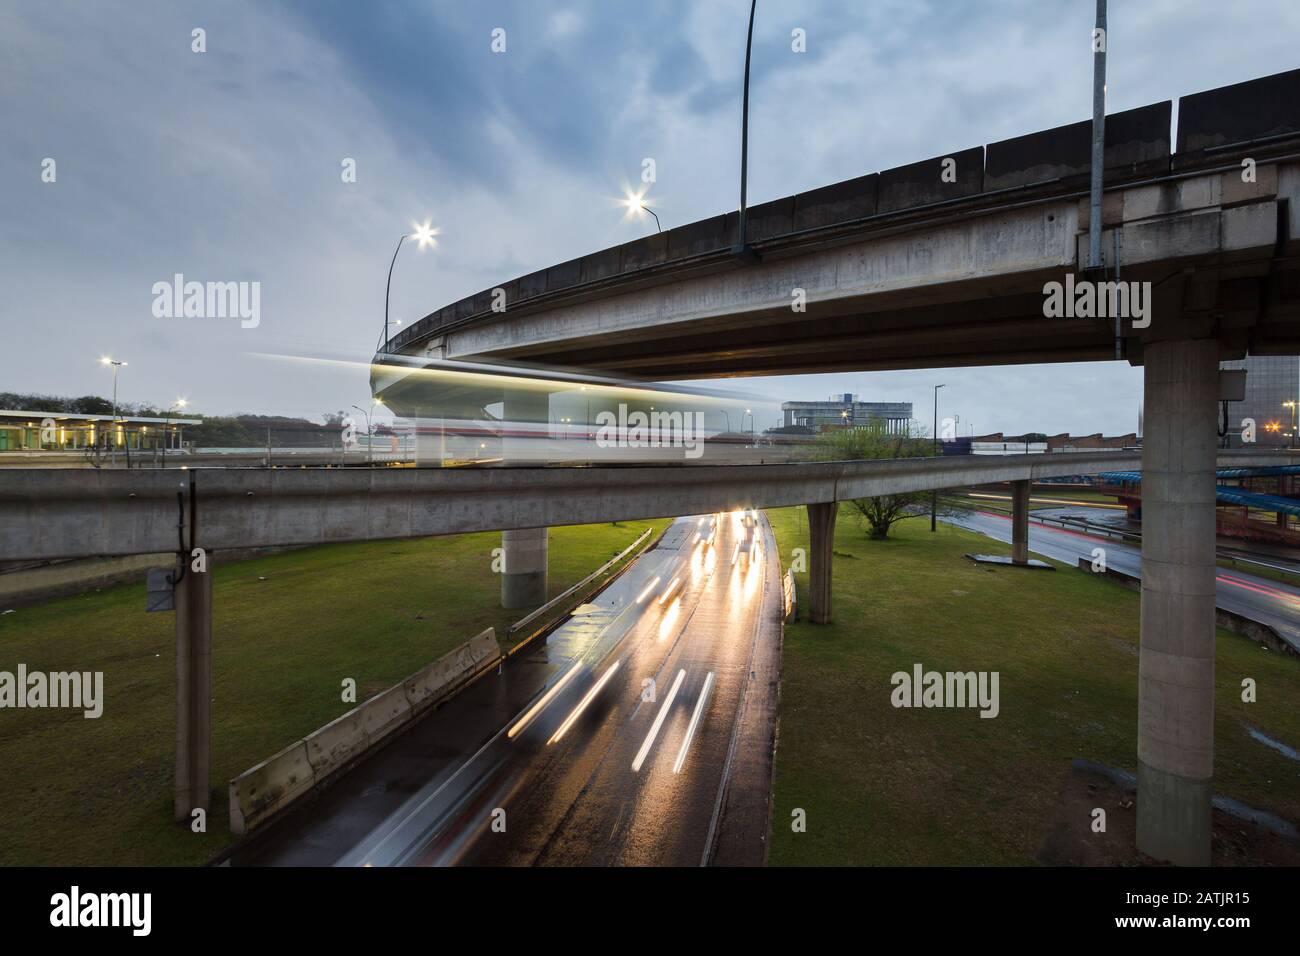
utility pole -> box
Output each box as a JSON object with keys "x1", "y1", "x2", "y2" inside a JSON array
[
  {"x1": 931, "y1": 383, "x2": 945, "y2": 532},
  {"x1": 1088, "y1": 0, "x2": 1107, "y2": 272}
]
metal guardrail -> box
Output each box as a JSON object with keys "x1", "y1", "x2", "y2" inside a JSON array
[
  {"x1": 507, "y1": 526, "x2": 653, "y2": 639},
  {"x1": 1038, "y1": 513, "x2": 1300, "y2": 579}
]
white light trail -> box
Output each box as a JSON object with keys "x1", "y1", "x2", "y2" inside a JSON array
[
  {"x1": 508, "y1": 661, "x2": 582, "y2": 739},
  {"x1": 632, "y1": 668, "x2": 686, "y2": 772},
  {"x1": 548, "y1": 660, "x2": 622, "y2": 745},
  {"x1": 673, "y1": 671, "x2": 715, "y2": 774},
  {"x1": 658, "y1": 575, "x2": 682, "y2": 605},
  {"x1": 635, "y1": 575, "x2": 662, "y2": 604}
]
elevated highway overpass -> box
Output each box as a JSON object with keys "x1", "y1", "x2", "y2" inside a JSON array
[
  {"x1": 5, "y1": 449, "x2": 1299, "y2": 866},
  {"x1": 6, "y1": 451, "x2": 1293, "y2": 563},
  {"x1": 373, "y1": 68, "x2": 1300, "y2": 386},
  {"x1": 365, "y1": 67, "x2": 1300, "y2": 867}
]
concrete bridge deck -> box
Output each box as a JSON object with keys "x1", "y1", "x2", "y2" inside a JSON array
[
  {"x1": 5, "y1": 450, "x2": 1296, "y2": 562},
  {"x1": 373, "y1": 68, "x2": 1300, "y2": 395}
]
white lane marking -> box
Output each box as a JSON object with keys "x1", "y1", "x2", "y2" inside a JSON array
[
  {"x1": 673, "y1": 671, "x2": 716, "y2": 774},
  {"x1": 508, "y1": 661, "x2": 583, "y2": 739},
  {"x1": 548, "y1": 660, "x2": 622, "y2": 745},
  {"x1": 631, "y1": 668, "x2": 686, "y2": 772}
]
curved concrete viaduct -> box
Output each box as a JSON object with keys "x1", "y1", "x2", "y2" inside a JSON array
[{"x1": 367, "y1": 68, "x2": 1300, "y2": 866}]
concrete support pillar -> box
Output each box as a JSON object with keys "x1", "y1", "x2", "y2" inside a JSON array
[
  {"x1": 807, "y1": 501, "x2": 838, "y2": 625},
  {"x1": 412, "y1": 414, "x2": 445, "y2": 466},
  {"x1": 501, "y1": 388, "x2": 550, "y2": 609},
  {"x1": 174, "y1": 554, "x2": 212, "y2": 822},
  {"x1": 1011, "y1": 479, "x2": 1031, "y2": 565},
  {"x1": 1137, "y1": 338, "x2": 1218, "y2": 866},
  {"x1": 501, "y1": 527, "x2": 549, "y2": 609}
]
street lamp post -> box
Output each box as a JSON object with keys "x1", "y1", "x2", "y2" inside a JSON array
[
  {"x1": 733, "y1": 0, "x2": 759, "y2": 263},
  {"x1": 639, "y1": 204, "x2": 660, "y2": 234},
  {"x1": 352, "y1": 402, "x2": 383, "y2": 466},
  {"x1": 162, "y1": 398, "x2": 187, "y2": 466},
  {"x1": 100, "y1": 356, "x2": 127, "y2": 465},
  {"x1": 1285, "y1": 400, "x2": 1298, "y2": 448},
  {"x1": 377, "y1": 221, "x2": 437, "y2": 354},
  {"x1": 931, "y1": 383, "x2": 946, "y2": 532},
  {"x1": 744, "y1": 408, "x2": 755, "y2": 444}
]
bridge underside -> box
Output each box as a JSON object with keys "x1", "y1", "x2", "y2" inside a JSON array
[{"x1": 384, "y1": 71, "x2": 1300, "y2": 868}]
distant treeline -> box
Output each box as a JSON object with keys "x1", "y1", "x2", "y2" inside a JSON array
[{"x1": 0, "y1": 392, "x2": 354, "y2": 448}]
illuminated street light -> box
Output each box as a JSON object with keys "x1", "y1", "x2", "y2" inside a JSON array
[
  {"x1": 622, "y1": 189, "x2": 661, "y2": 232},
  {"x1": 377, "y1": 220, "x2": 439, "y2": 353},
  {"x1": 99, "y1": 356, "x2": 127, "y2": 459}
]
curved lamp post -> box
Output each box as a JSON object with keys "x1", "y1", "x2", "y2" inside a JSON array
[
  {"x1": 377, "y1": 221, "x2": 438, "y2": 354},
  {"x1": 733, "y1": 0, "x2": 759, "y2": 262},
  {"x1": 352, "y1": 399, "x2": 386, "y2": 466}
]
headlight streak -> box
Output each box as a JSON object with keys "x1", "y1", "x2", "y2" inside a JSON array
[
  {"x1": 507, "y1": 661, "x2": 583, "y2": 739},
  {"x1": 548, "y1": 660, "x2": 622, "y2": 745},
  {"x1": 658, "y1": 575, "x2": 683, "y2": 605},
  {"x1": 657, "y1": 595, "x2": 682, "y2": 642},
  {"x1": 631, "y1": 668, "x2": 686, "y2": 772},
  {"x1": 673, "y1": 671, "x2": 716, "y2": 774},
  {"x1": 635, "y1": 575, "x2": 662, "y2": 604}
]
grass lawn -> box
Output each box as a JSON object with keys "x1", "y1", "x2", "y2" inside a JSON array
[
  {"x1": 0, "y1": 519, "x2": 665, "y2": 866},
  {"x1": 766, "y1": 506, "x2": 1300, "y2": 865}
]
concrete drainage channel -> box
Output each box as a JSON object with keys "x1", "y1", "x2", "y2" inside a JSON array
[
  {"x1": 215, "y1": 523, "x2": 665, "y2": 857},
  {"x1": 1072, "y1": 759, "x2": 1300, "y2": 844}
]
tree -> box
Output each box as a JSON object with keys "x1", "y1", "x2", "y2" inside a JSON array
[
  {"x1": 813, "y1": 420, "x2": 944, "y2": 540},
  {"x1": 67, "y1": 395, "x2": 114, "y2": 415}
]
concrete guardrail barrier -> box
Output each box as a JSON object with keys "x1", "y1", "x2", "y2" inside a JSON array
[{"x1": 229, "y1": 626, "x2": 501, "y2": 835}]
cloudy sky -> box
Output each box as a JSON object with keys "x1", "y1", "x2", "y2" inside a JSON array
[{"x1": 3, "y1": 0, "x2": 1297, "y2": 434}]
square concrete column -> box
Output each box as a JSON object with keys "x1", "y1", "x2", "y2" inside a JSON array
[
  {"x1": 174, "y1": 554, "x2": 212, "y2": 822},
  {"x1": 501, "y1": 388, "x2": 550, "y2": 609},
  {"x1": 807, "y1": 501, "x2": 838, "y2": 624},
  {"x1": 1011, "y1": 479, "x2": 1031, "y2": 565},
  {"x1": 1137, "y1": 338, "x2": 1218, "y2": 866}
]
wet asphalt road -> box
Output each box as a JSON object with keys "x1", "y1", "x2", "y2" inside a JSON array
[
  {"x1": 236, "y1": 512, "x2": 782, "y2": 867},
  {"x1": 947, "y1": 509, "x2": 1300, "y2": 653}
]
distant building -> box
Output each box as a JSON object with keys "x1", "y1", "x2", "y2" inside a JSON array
[
  {"x1": 0, "y1": 408, "x2": 200, "y2": 453},
  {"x1": 781, "y1": 393, "x2": 912, "y2": 434},
  {"x1": 940, "y1": 432, "x2": 1138, "y2": 456},
  {"x1": 1045, "y1": 432, "x2": 1139, "y2": 452},
  {"x1": 1219, "y1": 355, "x2": 1299, "y2": 446}
]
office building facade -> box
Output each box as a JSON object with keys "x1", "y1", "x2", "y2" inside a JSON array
[{"x1": 1219, "y1": 355, "x2": 1300, "y2": 446}]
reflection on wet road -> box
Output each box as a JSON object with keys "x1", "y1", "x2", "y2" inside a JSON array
[{"x1": 253, "y1": 511, "x2": 782, "y2": 867}]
